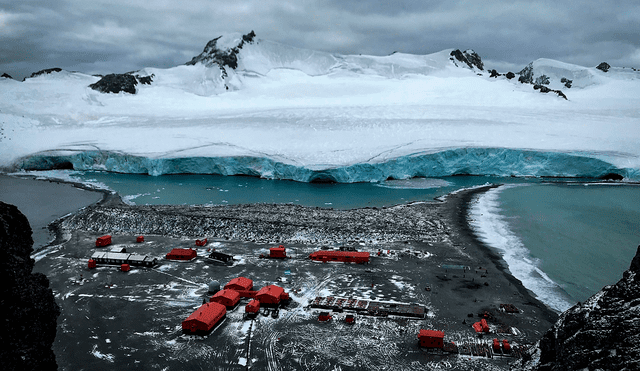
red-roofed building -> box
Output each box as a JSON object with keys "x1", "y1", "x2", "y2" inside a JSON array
[
  {"x1": 309, "y1": 250, "x2": 369, "y2": 264},
  {"x1": 255, "y1": 285, "x2": 285, "y2": 306},
  {"x1": 225, "y1": 277, "x2": 253, "y2": 291},
  {"x1": 270, "y1": 245, "x2": 286, "y2": 259},
  {"x1": 166, "y1": 248, "x2": 197, "y2": 261},
  {"x1": 245, "y1": 299, "x2": 260, "y2": 316},
  {"x1": 95, "y1": 235, "x2": 112, "y2": 247},
  {"x1": 182, "y1": 302, "x2": 227, "y2": 335},
  {"x1": 418, "y1": 329, "x2": 444, "y2": 348},
  {"x1": 210, "y1": 289, "x2": 241, "y2": 308}
]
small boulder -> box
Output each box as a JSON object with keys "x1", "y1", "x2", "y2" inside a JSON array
[{"x1": 596, "y1": 62, "x2": 610, "y2": 72}]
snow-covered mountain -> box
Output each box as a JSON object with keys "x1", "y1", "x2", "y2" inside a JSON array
[{"x1": 1, "y1": 31, "x2": 639, "y2": 182}]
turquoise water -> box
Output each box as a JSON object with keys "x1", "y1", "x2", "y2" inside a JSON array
[
  {"x1": 498, "y1": 184, "x2": 640, "y2": 304},
  {"x1": 68, "y1": 171, "x2": 529, "y2": 209}
]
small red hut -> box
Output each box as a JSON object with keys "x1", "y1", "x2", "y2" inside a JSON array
[
  {"x1": 88, "y1": 259, "x2": 97, "y2": 269},
  {"x1": 318, "y1": 312, "x2": 332, "y2": 322},
  {"x1": 95, "y1": 235, "x2": 112, "y2": 247},
  {"x1": 182, "y1": 302, "x2": 227, "y2": 334},
  {"x1": 502, "y1": 339, "x2": 511, "y2": 352},
  {"x1": 224, "y1": 277, "x2": 254, "y2": 291},
  {"x1": 481, "y1": 319, "x2": 490, "y2": 333},
  {"x1": 493, "y1": 338, "x2": 501, "y2": 352},
  {"x1": 136, "y1": 236, "x2": 144, "y2": 243},
  {"x1": 166, "y1": 248, "x2": 197, "y2": 261},
  {"x1": 120, "y1": 263, "x2": 131, "y2": 272},
  {"x1": 245, "y1": 300, "x2": 260, "y2": 316},
  {"x1": 270, "y1": 245, "x2": 287, "y2": 259},
  {"x1": 345, "y1": 314, "x2": 356, "y2": 324},
  {"x1": 195, "y1": 238, "x2": 208, "y2": 246},
  {"x1": 210, "y1": 289, "x2": 241, "y2": 308},
  {"x1": 418, "y1": 329, "x2": 445, "y2": 348}
]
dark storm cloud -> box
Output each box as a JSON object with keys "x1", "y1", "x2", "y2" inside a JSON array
[{"x1": 1, "y1": 0, "x2": 639, "y2": 80}]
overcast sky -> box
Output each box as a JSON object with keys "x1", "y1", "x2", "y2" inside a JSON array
[{"x1": 2, "y1": 0, "x2": 639, "y2": 80}]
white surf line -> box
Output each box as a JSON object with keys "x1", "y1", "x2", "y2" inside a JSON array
[{"x1": 151, "y1": 267, "x2": 202, "y2": 287}]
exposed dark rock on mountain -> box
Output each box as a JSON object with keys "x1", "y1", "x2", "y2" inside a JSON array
[
  {"x1": 25, "y1": 68, "x2": 62, "y2": 81},
  {"x1": 506, "y1": 72, "x2": 516, "y2": 80},
  {"x1": 533, "y1": 84, "x2": 567, "y2": 100},
  {"x1": 515, "y1": 245, "x2": 640, "y2": 371},
  {"x1": 449, "y1": 49, "x2": 484, "y2": 70},
  {"x1": 1, "y1": 73, "x2": 13, "y2": 79},
  {"x1": 518, "y1": 63, "x2": 534, "y2": 84},
  {"x1": 560, "y1": 77, "x2": 572, "y2": 88},
  {"x1": 489, "y1": 69, "x2": 501, "y2": 78},
  {"x1": 89, "y1": 73, "x2": 154, "y2": 94},
  {"x1": 596, "y1": 62, "x2": 611, "y2": 72},
  {"x1": 0, "y1": 202, "x2": 60, "y2": 371},
  {"x1": 186, "y1": 30, "x2": 257, "y2": 70}
]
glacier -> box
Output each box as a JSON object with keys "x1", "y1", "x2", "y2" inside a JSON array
[
  {"x1": 15, "y1": 148, "x2": 635, "y2": 183},
  {"x1": 1, "y1": 32, "x2": 639, "y2": 182}
]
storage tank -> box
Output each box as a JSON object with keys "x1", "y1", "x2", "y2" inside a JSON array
[{"x1": 208, "y1": 280, "x2": 221, "y2": 294}]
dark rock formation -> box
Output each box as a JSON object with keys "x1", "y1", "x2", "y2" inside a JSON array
[
  {"x1": 534, "y1": 74, "x2": 550, "y2": 85},
  {"x1": 449, "y1": 49, "x2": 484, "y2": 70},
  {"x1": 25, "y1": 68, "x2": 62, "y2": 81},
  {"x1": 560, "y1": 77, "x2": 572, "y2": 88},
  {"x1": 0, "y1": 202, "x2": 60, "y2": 371},
  {"x1": 89, "y1": 73, "x2": 154, "y2": 94},
  {"x1": 515, "y1": 245, "x2": 640, "y2": 370},
  {"x1": 506, "y1": 72, "x2": 516, "y2": 80},
  {"x1": 596, "y1": 62, "x2": 611, "y2": 72},
  {"x1": 1, "y1": 73, "x2": 13, "y2": 79},
  {"x1": 186, "y1": 30, "x2": 257, "y2": 70},
  {"x1": 489, "y1": 69, "x2": 501, "y2": 78},
  {"x1": 533, "y1": 84, "x2": 567, "y2": 100},
  {"x1": 518, "y1": 63, "x2": 534, "y2": 84}
]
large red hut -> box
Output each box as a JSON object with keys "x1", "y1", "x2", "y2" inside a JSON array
[
  {"x1": 224, "y1": 277, "x2": 253, "y2": 291},
  {"x1": 95, "y1": 235, "x2": 112, "y2": 247},
  {"x1": 210, "y1": 289, "x2": 241, "y2": 308},
  {"x1": 255, "y1": 285, "x2": 285, "y2": 306},
  {"x1": 182, "y1": 302, "x2": 227, "y2": 335},
  {"x1": 418, "y1": 329, "x2": 445, "y2": 348},
  {"x1": 166, "y1": 248, "x2": 197, "y2": 261}
]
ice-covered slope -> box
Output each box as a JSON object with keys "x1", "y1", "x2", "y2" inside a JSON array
[{"x1": 1, "y1": 33, "x2": 639, "y2": 182}]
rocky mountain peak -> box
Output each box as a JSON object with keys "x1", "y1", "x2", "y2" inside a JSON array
[
  {"x1": 186, "y1": 30, "x2": 256, "y2": 70},
  {"x1": 449, "y1": 49, "x2": 484, "y2": 70},
  {"x1": 515, "y1": 245, "x2": 640, "y2": 370}
]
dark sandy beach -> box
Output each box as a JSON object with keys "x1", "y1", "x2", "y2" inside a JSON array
[{"x1": 2, "y1": 174, "x2": 558, "y2": 370}]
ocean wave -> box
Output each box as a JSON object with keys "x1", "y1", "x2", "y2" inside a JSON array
[
  {"x1": 468, "y1": 184, "x2": 573, "y2": 313},
  {"x1": 13, "y1": 147, "x2": 637, "y2": 183}
]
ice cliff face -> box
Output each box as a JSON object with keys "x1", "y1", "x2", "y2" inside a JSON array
[
  {"x1": 0, "y1": 202, "x2": 60, "y2": 371},
  {"x1": 515, "y1": 245, "x2": 640, "y2": 371}
]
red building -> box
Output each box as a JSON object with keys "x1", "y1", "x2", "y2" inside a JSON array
[
  {"x1": 225, "y1": 277, "x2": 253, "y2": 291},
  {"x1": 255, "y1": 285, "x2": 286, "y2": 306},
  {"x1": 308, "y1": 250, "x2": 369, "y2": 264},
  {"x1": 210, "y1": 289, "x2": 241, "y2": 308},
  {"x1": 120, "y1": 264, "x2": 131, "y2": 272},
  {"x1": 95, "y1": 235, "x2": 112, "y2": 247},
  {"x1": 136, "y1": 236, "x2": 144, "y2": 243},
  {"x1": 245, "y1": 300, "x2": 260, "y2": 316},
  {"x1": 166, "y1": 248, "x2": 197, "y2": 261},
  {"x1": 88, "y1": 259, "x2": 97, "y2": 269},
  {"x1": 418, "y1": 329, "x2": 445, "y2": 348},
  {"x1": 195, "y1": 238, "x2": 208, "y2": 246},
  {"x1": 182, "y1": 302, "x2": 227, "y2": 335},
  {"x1": 270, "y1": 245, "x2": 287, "y2": 258},
  {"x1": 318, "y1": 312, "x2": 332, "y2": 322},
  {"x1": 345, "y1": 314, "x2": 356, "y2": 324}
]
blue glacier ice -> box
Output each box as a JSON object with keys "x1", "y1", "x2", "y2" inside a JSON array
[{"x1": 16, "y1": 147, "x2": 638, "y2": 182}]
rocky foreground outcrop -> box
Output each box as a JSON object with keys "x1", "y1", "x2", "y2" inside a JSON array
[
  {"x1": 514, "y1": 245, "x2": 640, "y2": 371},
  {"x1": 0, "y1": 202, "x2": 60, "y2": 371}
]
